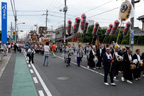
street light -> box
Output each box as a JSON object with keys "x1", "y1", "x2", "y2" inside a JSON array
[
  {"x1": 63, "y1": 0, "x2": 68, "y2": 44},
  {"x1": 17, "y1": 22, "x2": 25, "y2": 25},
  {"x1": 16, "y1": 22, "x2": 25, "y2": 42}
]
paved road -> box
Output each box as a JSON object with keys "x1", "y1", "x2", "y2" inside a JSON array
[{"x1": 0, "y1": 51, "x2": 144, "y2": 96}]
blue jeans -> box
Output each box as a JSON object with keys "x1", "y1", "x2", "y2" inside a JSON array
[
  {"x1": 3, "y1": 49, "x2": 7, "y2": 56},
  {"x1": 43, "y1": 55, "x2": 49, "y2": 65},
  {"x1": 77, "y1": 57, "x2": 81, "y2": 66}
]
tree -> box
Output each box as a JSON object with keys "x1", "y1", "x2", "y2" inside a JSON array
[
  {"x1": 121, "y1": 35, "x2": 129, "y2": 44},
  {"x1": 80, "y1": 25, "x2": 144, "y2": 45},
  {"x1": 137, "y1": 36, "x2": 144, "y2": 45}
]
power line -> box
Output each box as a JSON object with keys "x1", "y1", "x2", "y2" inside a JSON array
[
  {"x1": 88, "y1": 7, "x2": 119, "y2": 18},
  {"x1": 84, "y1": 0, "x2": 114, "y2": 14},
  {"x1": 69, "y1": 0, "x2": 114, "y2": 18},
  {"x1": 10, "y1": 0, "x2": 15, "y2": 17},
  {"x1": 49, "y1": 0, "x2": 57, "y2": 10},
  {"x1": 12, "y1": 0, "x2": 16, "y2": 12},
  {"x1": 6, "y1": 10, "x2": 75, "y2": 17},
  {"x1": 49, "y1": 0, "x2": 62, "y2": 11}
]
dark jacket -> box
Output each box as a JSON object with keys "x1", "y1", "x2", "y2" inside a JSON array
[
  {"x1": 123, "y1": 53, "x2": 132, "y2": 69},
  {"x1": 141, "y1": 53, "x2": 144, "y2": 60},
  {"x1": 103, "y1": 53, "x2": 113, "y2": 71},
  {"x1": 96, "y1": 48, "x2": 103, "y2": 58}
]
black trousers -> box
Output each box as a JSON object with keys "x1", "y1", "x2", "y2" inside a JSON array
[
  {"x1": 133, "y1": 67, "x2": 142, "y2": 78},
  {"x1": 104, "y1": 69, "x2": 114, "y2": 83},
  {"x1": 96, "y1": 57, "x2": 102, "y2": 67},
  {"x1": 67, "y1": 58, "x2": 71, "y2": 65},
  {"x1": 123, "y1": 68, "x2": 133, "y2": 81},
  {"x1": 113, "y1": 61, "x2": 119, "y2": 77},
  {"x1": 29, "y1": 55, "x2": 34, "y2": 63}
]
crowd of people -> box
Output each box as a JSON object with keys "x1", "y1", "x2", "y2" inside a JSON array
[{"x1": 1, "y1": 41, "x2": 144, "y2": 86}]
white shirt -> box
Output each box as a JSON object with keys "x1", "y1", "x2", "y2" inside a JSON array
[
  {"x1": 100, "y1": 49, "x2": 102, "y2": 54},
  {"x1": 28, "y1": 48, "x2": 35, "y2": 54},
  {"x1": 44, "y1": 45, "x2": 50, "y2": 54},
  {"x1": 92, "y1": 50, "x2": 96, "y2": 56},
  {"x1": 8, "y1": 45, "x2": 11, "y2": 48},
  {"x1": 136, "y1": 53, "x2": 141, "y2": 61},
  {"x1": 106, "y1": 53, "x2": 112, "y2": 59},
  {"x1": 128, "y1": 54, "x2": 132, "y2": 61},
  {"x1": 115, "y1": 52, "x2": 118, "y2": 57}
]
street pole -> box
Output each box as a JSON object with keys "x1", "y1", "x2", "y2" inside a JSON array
[
  {"x1": 130, "y1": 0, "x2": 140, "y2": 50},
  {"x1": 64, "y1": 0, "x2": 67, "y2": 44},
  {"x1": 15, "y1": 15, "x2": 17, "y2": 43},
  {"x1": 46, "y1": 10, "x2": 48, "y2": 31},
  {"x1": 11, "y1": 22, "x2": 13, "y2": 36}
]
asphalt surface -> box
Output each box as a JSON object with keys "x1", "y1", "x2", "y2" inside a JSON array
[{"x1": 0, "y1": 51, "x2": 144, "y2": 96}]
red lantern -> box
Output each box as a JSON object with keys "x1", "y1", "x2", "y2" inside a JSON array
[
  {"x1": 93, "y1": 22, "x2": 99, "y2": 35},
  {"x1": 81, "y1": 14, "x2": 86, "y2": 30},
  {"x1": 114, "y1": 20, "x2": 120, "y2": 27},
  {"x1": 110, "y1": 21, "x2": 119, "y2": 35},
  {"x1": 105, "y1": 24, "x2": 113, "y2": 36},
  {"x1": 83, "y1": 21, "x2": 89, "y2": 34},
  {"x1": 109, "y1": 24, "x2": 113, "y2": 29},
  {"x1": 67, "y1": 20, "x2": 72, "y2": 34},
  {"x1": 123, "y1": 22, "x2": 131, "y2": 36},
  {"x1": 73, "y1": 17, "x2": 81, "y2": 33}
]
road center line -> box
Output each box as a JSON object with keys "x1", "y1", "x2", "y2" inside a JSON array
[
  {"x1": 56, "y1": 55, "x2": 105, "y2": 76},
  {"x1": 56, "y1": 55, "x2": 119, "y2": 82},
  {"x1": 31, "y1": 63, "x2": 52, "y2": 96},
  {"x1": 23, "y1": 51, "x2": 52, "y2": 96}
]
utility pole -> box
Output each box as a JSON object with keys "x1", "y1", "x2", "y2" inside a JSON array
[
  {"x1": 63, "y1": 0, "x2": 68, "y2": 44},
  {"x1": 43, "y1": 10, "x2": 48, "y2": 32},
  {"x1": 11, "y1": 22, "x2": 13, "y2": 36},
  {"x1": 130, "y1": 0, "x2": 140, "y2": 50},
  {"x1": 46, "y1": 10, "x2": 48, "y2": 32},
  {"x1": 15, "y1": 14, "x2": 17, "y2": 43}
]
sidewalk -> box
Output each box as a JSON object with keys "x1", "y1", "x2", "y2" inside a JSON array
[{"x1": 0, "y1": 53, "x2": 12, "y2": 78}]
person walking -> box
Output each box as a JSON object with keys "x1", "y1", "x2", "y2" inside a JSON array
[
  {"x1": 27, "y1": 46, "x2": 35, "y2": 64},
  {"x1": 8, "y1": 43, "x2": 11, "y2": 53},
  {"x1": 2, "y1": 43, "x2": 7, "y2": 56},
  {"x1": 43, "y1": 42, "x2": 50, "y2": 66},
  {"x1": 52, "y1": 43, "x2": 56, "y2": 57},
  {"x1": 14, "y1": 43, "x2": 17, "y2": 53},
  {"x1": 76, "y1": 43, "x2": 84, "y2": 67},
  {"x1": 65, "y1": 44, "x2": 73, "y2": 67},
  {"x1": 121, "y1": 48, "x2": 133, "y2": 84},
  {"x1": 88, "y1": 46, "x2": 96, "y2": 69},
  {"x1": 103, "y1": 48, "x2": 116, "y2": 86}
]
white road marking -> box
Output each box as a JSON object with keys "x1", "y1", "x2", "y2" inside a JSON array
[
  {"x1": 28, "y1": 64, "x2": 31, "y2": 67},
  {"x1": 31, "y1": 63, "x2": 52, "y2": 96},
  {"x1": 56, "y1": 55, "x2": 104, "y2": 76},
  {"x1": 56, "y1": 55, "x2": 119, "y2": 82},
  {"x1": 30, "y1": 69, "x2": 34, "y2": 74},
  {"x1": 38, "y1": 90, "x2": 44, "y2": 96},
  {"x1": 33, "y1": 77, "x2": 39, "y2": 83}
]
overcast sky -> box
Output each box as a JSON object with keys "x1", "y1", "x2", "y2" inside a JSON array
[{"x1": 0, "y1": 0, "x2": 144, "y2": 39}]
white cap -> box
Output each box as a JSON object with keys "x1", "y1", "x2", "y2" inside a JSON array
[{"x1": 106, "y1": 48, "x2": 110, "y2": 50}]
